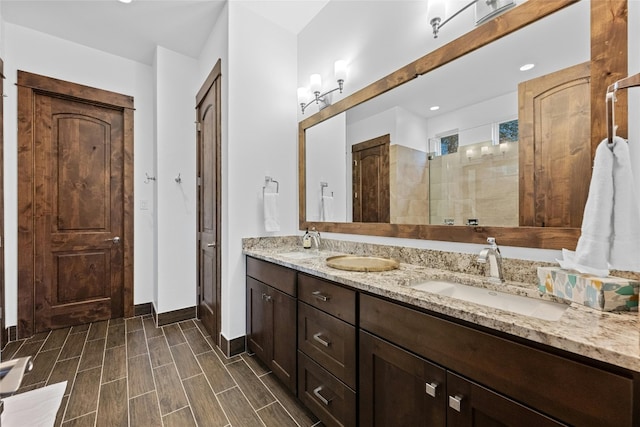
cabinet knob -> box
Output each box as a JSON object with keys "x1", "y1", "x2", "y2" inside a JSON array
[
  {"x1": 261, "y1": 293, "x2": 272, "y2": 302},
  {"x1": 425, "y1": 381, "x2": 439, "y2": 398},
  {"x1": 448, "y1": 394, "x2": 463, "y2": 412},
  {"x1": 313, "y1": 386, "x2": 332, "y2": 406}
]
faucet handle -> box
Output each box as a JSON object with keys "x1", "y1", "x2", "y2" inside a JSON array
[{"x1": 487, "y1": 237, "x2": 496, "y2": 245}]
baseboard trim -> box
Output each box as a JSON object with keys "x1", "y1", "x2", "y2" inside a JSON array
[
  {"x1": 155, "y1": 306, "x2": 197, "y2": 327},
  {"x1": 134, "y1": 302, "x2": 153, "y2": 316},
  {"x1": 220, "y1": 333, "x2": 245, "y2": 358}
]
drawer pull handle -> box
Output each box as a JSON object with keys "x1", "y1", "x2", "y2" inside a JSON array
[
  {"x1": 313, "y1": 386, "x2": 332, "y2": 405},
  {"x1": 425, "y1": 382, "x2": 438, "y2": 397},
  {"x1": 261, "y1": 293, "x2": 272, "y2": 302},
  {"x1": 312, "y1": 291, "x2": 330, "y2": 301},
  {"x1": 449, "y1": 394, "x2": 463, "y2": 412},
  {"x1": 313, "y1": 333, "x2": 331, "y2": 347}
]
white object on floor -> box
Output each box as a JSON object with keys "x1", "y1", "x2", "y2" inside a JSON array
[{"x1": 1, "y1": 381, "x2": 66, "y2": 427}]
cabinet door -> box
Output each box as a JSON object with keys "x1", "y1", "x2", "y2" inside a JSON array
[
  {"x1": 446, "y1": 372, "x2": 565, "y2": 427},
  {"x1": 271, "y1": 287, "x2": 297, "y2": 392},
  {"x1": 246, "y1": 277, "x2": 271, "y2": 363},
  {"x1": 359, "y1": 331, "x2": 446, "y2": 427}
]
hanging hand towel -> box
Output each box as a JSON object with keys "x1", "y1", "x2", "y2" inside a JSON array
[
  {"x1": 321, "y1": 195, "x2": 333, "y2": 222},
  {"x1": 609, "y1": 138, "x2": 640, "y2": 271},
  {"x1": 263, "y1": 193, "x2": 280, "y2": 232},
  {"x1": 559, "y1": 139, "x2": 614, "y2": 275}
]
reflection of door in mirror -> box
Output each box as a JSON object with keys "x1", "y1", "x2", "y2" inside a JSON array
[
  {"x1": 352, "y1": 135, "x2": 390, "y2": 222},
  {"x1": 519, "y1": 61, "x2": 591, "y2": 227}
]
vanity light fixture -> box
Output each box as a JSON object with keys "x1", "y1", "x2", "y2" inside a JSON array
[
  {"x1": 427, "y1": 0, "x2": 515, "y2": 38},
  {"x1": 519, "y1": 63, "x2": 535, "y2": 71},
  {"x1": 298, "y1": 60, "x2": 347, "y2": 114}
]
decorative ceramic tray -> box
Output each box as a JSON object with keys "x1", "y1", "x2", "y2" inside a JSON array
[{"x1": 326, "y1": 255, "x2": 400, "y2": 272}]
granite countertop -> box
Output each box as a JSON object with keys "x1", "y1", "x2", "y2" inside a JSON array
[{"x1": 243, "y1": 246, "x2": 640, "y2": 373}]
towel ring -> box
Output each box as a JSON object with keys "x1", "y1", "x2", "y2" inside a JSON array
[
  {"x1": 606, "y1": 72, "x2": 640, "y2": 146},
  {"x1": 263, "y1": 176, "x2": 279, "y2": 195}
]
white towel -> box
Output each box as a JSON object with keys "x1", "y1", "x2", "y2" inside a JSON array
[
  {"x1": 321, "y1": 195, "x2": 333, "y2": 221},
  {"x1": 263, "y1": 193, "x2": 280, "y2": 232},
  {"x1": 559, "y1": 137, "x2": 640, "y2": 275}
]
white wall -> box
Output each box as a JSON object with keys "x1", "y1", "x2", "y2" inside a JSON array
[
  {"x1": 2, "y1": 23, "x2": 156, "y2": 327},
  {"x1": 219, "y1": 2, "x2": 299, "y2": 341},
  {"x1": 154, "y1": 46, "x2": 199, "y2": 314}
]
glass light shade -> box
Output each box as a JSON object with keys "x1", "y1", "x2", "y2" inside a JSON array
[
  {"x1": 481, "y1": 146, "x2": 489, "y2": 155},
  {"x1": 310, "y1": 74, "x2": 322, "y2": 93},
  {"x1": 427, "y1": 0, "x2": 447, "y2": 21},
  {"x1": 334, "y1": 60, "x2": 347, "y2": 82},
  {"x1": 297, "y1": 87, "x2": 310, "y2": 104}
]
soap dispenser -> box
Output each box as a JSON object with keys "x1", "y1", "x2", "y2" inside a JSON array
[{"x1": 302, "y1": 228, "x2": 312, "y2": 249}]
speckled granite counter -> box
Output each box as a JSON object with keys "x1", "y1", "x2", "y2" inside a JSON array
[{"x1": 243, "y1": 238, "x2": 640, "y2": 373}]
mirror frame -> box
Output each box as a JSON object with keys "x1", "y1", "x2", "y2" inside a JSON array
[{"x1": 298, "y1": 0, "x2": 628, "y2": 250}]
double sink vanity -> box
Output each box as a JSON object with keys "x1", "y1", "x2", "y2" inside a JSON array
[{"x1": 244, "y1": 237, "x2": 640, "y2": 427}]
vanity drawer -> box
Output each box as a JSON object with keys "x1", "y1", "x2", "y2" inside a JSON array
[
  {"x1": 298, "y1": 351, "x2": 356, "y2": 427},
  {"x1": 246, "y1": 256, "x2": 296, "y2": 297},
  {"x1": 298, "y1": 274, "x2": 356, "y2": 324},
  {"x1": 298, "y1": 301, "x2": 356, "y2": 389}
]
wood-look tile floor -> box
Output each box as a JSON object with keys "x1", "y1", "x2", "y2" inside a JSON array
[{"x1": 1, "y1": 316, "x2": 322, "y2": 427}]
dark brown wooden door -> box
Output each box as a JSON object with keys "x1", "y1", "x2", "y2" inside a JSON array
[
  {"x1": 33, "y1": 94, "x2": 125, "y2": 332},
  {"x1": 246, "y1": 277, "x2": 269, "y2": 362},
  {"x1": 352, "y1": 134, "x2": 390, "y2": 223},
  {"x1": 196, "y1": 60, "x2": 222, "y2": 343},
  {"x1": 359, "y1": 330, "x2": 446, "y2": 427},
  {"x1": 18, "y1": 71, "x2": 134, "y2": 338},
  {"x1": 446, "y1": 372, "x2": 565, "y2": 427},
  {"x1": 519, "y1": 62, "x2": 591, "y2": 227}
]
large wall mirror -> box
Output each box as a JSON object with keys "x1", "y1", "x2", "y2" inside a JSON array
[{"x1": 299, "y1": 0, "x2": 628, "y2": 250}]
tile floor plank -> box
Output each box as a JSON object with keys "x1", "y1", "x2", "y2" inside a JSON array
[
  {"x1": 70, "y1": 324, "x2": 90, "y2": 334},
  {"x1": 64, "y1": 367, "x2": 101, "y2": 421},
  {"x1": 106, "y1": 323, "x2": 125, "y2": 349},
  {"x1": 169, "y1": 343, "x2": 202, "y2": 379},
  {"x1": 217, "y1": 386, "x2": 265, "y2": 427},
  {"x1": 143, "y1": 317, "x2": 163, "y2": 339},
  {"x1": 126, "y1": 317, "x2": 143, "y2": 333},
  {"x1": 47, "y1": 357, "x2": 80, "y2": 396},
  {"x1": 78, "y1": 338, "x2": 105, "y2": 372},
  {"x1": 13, "y1": 340, "x2": 45, "y2": 359},
  {"x1": 226, "y1": 359, "x2": 276, "y2": 409},
  {"x1": 129, "y1": 391, "x2": 162, "y2": 427},
  {"x1": 102, "y1": 346, "x2": 127, "y2": 383},
  {"x1": 96, "y1": 377, "x2": 128, "y2": 427},
  {"x1": 86, "y1": 321, "x2": 108, "y2": 342},
  {"x1": 62, "y1": 411, "x2": 96, "y2": 427},
  {"x1": 163, "y1": 406, "x2": 197, "y2": 427},
  {"x1": 21, "y1": 348, "x2": 61, "y2": 387},
  {"x1": 163, "y1": 324, "x2": 186, "y2": 347},
  {"x1": 261, "y1": 372, "x2": 319, "y2": 426},
  {"x1": 183, "y1": 327, "x2": 212, "y2": 355},
  {"x1": 1, "y1": 340, "x2": 23, "y2": 360},
  {"x1": 154, "y1": 363, "x2": 189, "y2": 415},
  {"x1": 58, "y1": 331, "x2": 88, "y2": 360},
  {"x1": 242, "y1": 352, "x2": 271, "y2": 376},
  {"x1": 147, "y1": 336, "x2": 173, "y2": 368},
  {"x1": 257, "y1": 401, "x2": 301, "y2": 427},
  {"x1": 55, "y1": 395, "x2": 69, "y2": 427},
  {"x1": 41, "y1": 327, "x2": 71, "y2": 351},
  {"x1": 182, "y1": 374, "x2": 228, "y2": 427},
  {"x1": 127, "y1": 354, "x2": 155, "y2": 398},
  {"x1": 126, "y1": 329, "x2": 148, "y2": 358},
  {"x1": 196, "y1": 351, "x2": 236, "y2": 393},
  {"x1": 178, "y1": 320, "x2": 197, "y2": 331}
]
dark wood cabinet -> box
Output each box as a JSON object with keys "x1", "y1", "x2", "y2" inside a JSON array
[
  {"x1": 246, "y1": 257, "x2": 297, "y2": 393},
  {"x1": 359, "y1": 330, "x2": 446, "y2": 427},
  {"x1": 297, "y1": 274, "x2": 357, "y2": 427}
]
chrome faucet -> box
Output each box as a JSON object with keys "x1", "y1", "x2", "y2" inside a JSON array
[
  {"x1": 477, "y1": 237, "x2": 504, "y2": 284},
  {"x1": 309, "y1": 227, "x2": 322, "y2": 250}
]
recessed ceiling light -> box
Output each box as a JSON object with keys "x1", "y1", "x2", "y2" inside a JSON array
[
  {"x1": 520, "y1": 63, "x2": 535, "y2": 71},
  {"x1": 430, "y1": 105, "x2": 440, "y2": 111},
  {"x1": 118, "y1": 0, "x2": 132, "y2": 3}
]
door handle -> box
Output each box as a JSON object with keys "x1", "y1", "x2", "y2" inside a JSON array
[
  {"x1": 105, "y1": 236, "x2": 121, "y2": 244},
  {"x1": 207, "y1": 242, "x2": 216, "y2": 247}
]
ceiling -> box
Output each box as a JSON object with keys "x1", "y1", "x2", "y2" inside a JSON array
[{"x1": 0, "y1": 0, "x2": 329, "y2": 65}]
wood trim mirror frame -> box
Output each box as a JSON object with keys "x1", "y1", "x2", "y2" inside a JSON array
[{"x1": 298, "y1": 0, "x2": 628, "y2": 250}]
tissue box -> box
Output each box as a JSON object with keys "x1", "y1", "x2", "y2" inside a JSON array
[{"x1": 537, "y1": 267, "x2": 639, "y2": 312}]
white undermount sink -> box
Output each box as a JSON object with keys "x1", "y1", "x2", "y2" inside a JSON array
[
  {"x1": 279, "y1": 251, "x2": 318, "y2": 260},
  {"x1": 410, "y1": 280, "x2": 568, "y2": 321}
]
